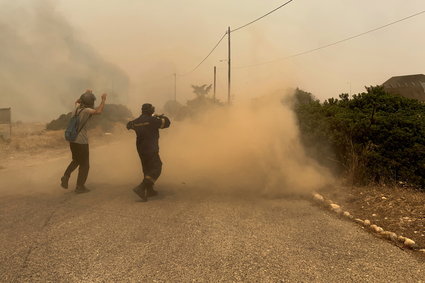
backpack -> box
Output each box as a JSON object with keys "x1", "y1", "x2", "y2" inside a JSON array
[{"x1": 64, "y1": 108, "x2": 90, "y2": 142}]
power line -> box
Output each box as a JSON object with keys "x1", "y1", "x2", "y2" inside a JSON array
[
  {"x1": 178, "y1": 0, "x2": 295, "y2": 76},
  {"x1": 177, "y1": 0, "x2": 295, "y2": 76},
  {"x1": 231, "y1": 0, "x2": 294, "y2": 32},
  {"x1": 179, "y1": 31, "x2": 227, "y2": 76},
  {"x1": 234, "y1": 9, "x2": 425, "y2": 69}
]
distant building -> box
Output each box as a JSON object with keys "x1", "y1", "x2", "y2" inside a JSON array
[{"x1": 382, "y1": 74, "x2": 425, "y2": 101}]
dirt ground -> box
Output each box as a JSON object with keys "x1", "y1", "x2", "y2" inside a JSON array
[{"x1": 319, "y1": 184, "x2": 425, "y2": 250}]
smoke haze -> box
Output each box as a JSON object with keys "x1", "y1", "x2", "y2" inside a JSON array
[
  {"x1": 56, "y1": 0, "x2": 425, "y2": 109},
  {"x1": 0, "y1": 0, "x2": 129, "y2": 121}
]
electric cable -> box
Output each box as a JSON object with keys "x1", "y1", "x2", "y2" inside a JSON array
[
  {"x1": 177, "y1": 0, "x2": 295, "y2": 76},
  {"x1": 231, "y1": 0, "x2": 294, "y2": 32},
  {"x1": 234, "y1": 9, "x2": 425, "y2": 69},
  {"x1": 178, "y1": 31, "x2": 228, "y2": 76}
]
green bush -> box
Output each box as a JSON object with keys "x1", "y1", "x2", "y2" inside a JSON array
[{"x1": 293, "y1": 86, "x2": 425, "y2": 188}]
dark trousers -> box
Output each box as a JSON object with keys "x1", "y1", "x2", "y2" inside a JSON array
[
  {"x1": 137, "y1": 149, "x2": 162, "y2": 185},
  {"x1": 64, "y1": 143, "x2": 90, "y2": 186}
]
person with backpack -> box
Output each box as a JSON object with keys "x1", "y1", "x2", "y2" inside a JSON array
[
  {"x1": 61, "y1": 90, "x2": 107, "y2": 194},
  {"x1": 126, "y1": 103, "x2": 170, "y2": 202}
]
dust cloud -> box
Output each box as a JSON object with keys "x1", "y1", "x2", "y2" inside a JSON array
[
  {"x1": 157, "y1": 92, "x2": 332, "y2": 196},
  {"x1": 0, "y1": 92, "x2": 332, "y2": 197},
  {"x1": 0, "y1": 0, "x2": 129, "y2": 122}
]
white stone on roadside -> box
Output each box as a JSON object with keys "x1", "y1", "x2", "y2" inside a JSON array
[
  {"x1": 375, "y1": 226, "x2": 383, "y2": 233},
  {"x1": 381, "y1": 231, "x2": 393, "y2": 239},
  {"x1": 330, "y1": 203, "x2": 342, "y2": 214},
  {"x1": 330, "y1": 203, "x2": 340, "y2": 210},
  {"x1": 372, "y1": 214, "x2": 377, "y2": 217},
  {"x1": 381, "y1": 196, "x2": 387, "y2": 200},
  {"x1": 398, "y1": 236, "x2": 406, "y2": 243},
  {"x1": 404, "y1": 238, "x2": 416, "y2": 248},
  {"x1": 419, "y1": 249, "x2": 425, "y2": 253},
  {"x1": 333, "y1": 208, "x2": 343, "y2": 214},
  {"x1": 313, "y1": 193, "x2": 324, "y2": 202},
  {"x1": 343, "y1": 211, "x2": 351, "y2": 217},
  {"x1": 364, "y1": 220, "x2": 371, "y2": 226},
  {"x1": 355, "y1": 219, "x2": 364, "y2": 225},
  {"x1": 389, "y1": 232, "x2": 398, "y2": 241},
  {"x1": 370, "y1": 225, "x2": 383, "y2": 232}
]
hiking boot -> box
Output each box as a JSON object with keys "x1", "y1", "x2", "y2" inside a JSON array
[
  {"x1": 61, "y1": 175, "x2": 69, "y2": 189},
  {"x1": 75, "y1": 185, "x2": 90, "y2": 194},
  {"x1": 133, "y1": 184, "x2": 147, "y2": 202}
]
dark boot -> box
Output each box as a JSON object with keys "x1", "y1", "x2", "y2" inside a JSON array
[
  {"x1": 75, "y1": 185, "x2": 90, "y2": 194},
  {"x1": 143, "y1": 179, "x2": 158, "y2": 197},
  {"x1": 147, "y1": 185, "x2": 158, "y2": 197},
  {"x1": 61, "y1": 175, "x2": 69, "y2": 189},
  {"x1": 132, "y1": 183, "x2": 148, "y2": 202}
]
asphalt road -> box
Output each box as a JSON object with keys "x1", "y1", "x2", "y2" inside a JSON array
[{"x1": 0, "y1": 144, "x2": 424, "y2": 282}]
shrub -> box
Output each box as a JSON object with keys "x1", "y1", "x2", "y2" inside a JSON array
[{"x1": 293, "y1": 86, "x2": 425, "y2": 188}]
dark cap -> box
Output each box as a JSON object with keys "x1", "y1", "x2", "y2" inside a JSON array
[{"x1": 141, "y1": 103, "x2": 155, "y2": 114}]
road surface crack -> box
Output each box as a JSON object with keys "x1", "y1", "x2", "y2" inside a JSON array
[{"x1": 15, "y1": 194, "x2": 72, "y2": 280}]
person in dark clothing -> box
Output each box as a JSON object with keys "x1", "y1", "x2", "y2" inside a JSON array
[
  {"x1": 61, "y1": 90, "x2": 107, "y2": 193},
  {"x1": 127, "y1": 103, "x2": 171, "y2": 202}
]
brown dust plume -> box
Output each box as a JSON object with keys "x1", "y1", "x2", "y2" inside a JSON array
[{"x1": 158, "y1": 93, "x2": 332, "y2": 196}]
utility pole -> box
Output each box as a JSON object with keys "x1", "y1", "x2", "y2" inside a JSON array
[
  {"x1": 173, "y1": 73, "x2": 177, "y2": 101},
  {"x1": 227, "y1": 26, "x2": 231, "y2": 105},
  {"x1": 213, "y1": 66, "x2": 217, "y2": 102}
]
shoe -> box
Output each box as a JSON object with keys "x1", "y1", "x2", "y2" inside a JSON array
[
  {"x1": 144, "y1": 181, "x2": 157, "y2": 197},
  {"x1": 75, "y1": 185, "x2": 90, "y2": 194},
  {"x1": 61, "y1": 176, "x2": 69, "y2": 189},
  {"x1": 133, "y1": 184, "x2": 147, "y2": 202},
  {"x1": 147, "y1": 187, "x2": 158, "y2": 197}
]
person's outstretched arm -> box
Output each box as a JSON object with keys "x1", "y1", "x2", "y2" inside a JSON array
[
  {"x1": 154, "y1": 114, "x2": 171, "y2": 129},
  {"x1": 86, "y1": 93, "x2": 107, "y2": 115}
]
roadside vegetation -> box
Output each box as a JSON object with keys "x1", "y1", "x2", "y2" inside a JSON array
[
  {"x1": 292, "y1": 86, "x2": 425, "y2": 250},
  {"x1": 292, "y1": 86, "x2": 425, "y2": 190}
]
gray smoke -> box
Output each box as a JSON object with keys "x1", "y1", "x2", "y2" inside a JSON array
[{"x1": 0, "y1": 0, "x2": 129, "y2": 121}]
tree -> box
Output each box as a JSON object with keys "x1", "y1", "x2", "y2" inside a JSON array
[
  {"x1": 162, "y1": 84, "x2": 223, "y2": 121},
  {"x1": 191, "y1": 84, "x2": 212, "y2": 97}
]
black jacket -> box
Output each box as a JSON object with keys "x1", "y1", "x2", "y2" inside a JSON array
[{"x1": 127, "y1": 114, "x2": 171, "y2": 154}]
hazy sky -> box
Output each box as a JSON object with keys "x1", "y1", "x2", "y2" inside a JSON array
[{"x1": 6, "y1": 0, "x2": 425, "y2": 114}]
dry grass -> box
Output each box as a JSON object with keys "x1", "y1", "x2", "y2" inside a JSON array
[
  {"x1": 0, "y1": 123, "x2": 65, "y2": 156},
  {"x1": 0, "y1": 122, "x2": 126, "y2": 163}
]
